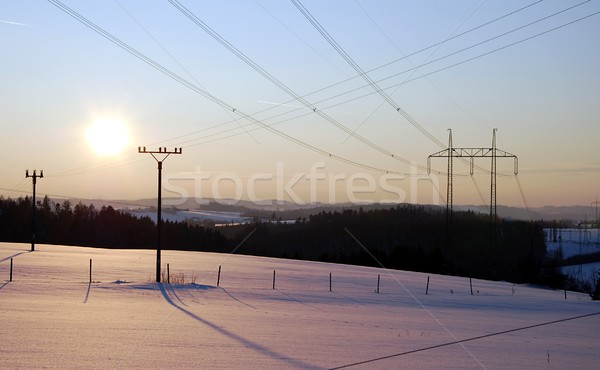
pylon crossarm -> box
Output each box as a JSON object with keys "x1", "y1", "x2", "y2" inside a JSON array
[
  {"x1": 494, "y1": 148, "x2": 517, "y2": 158},
  {"x1": 437, "y1": 147, "x2": 517, "y2": 158},
  {"x1": 428, "y1": 149, "x2": 450, "y2": 158}
]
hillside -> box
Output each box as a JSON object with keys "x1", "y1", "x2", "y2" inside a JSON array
[{"x1": 1, "y1": 243, "x2": 599, "y2": 369}]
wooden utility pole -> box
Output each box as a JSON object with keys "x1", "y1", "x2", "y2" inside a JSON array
[
  {"x1": 25, "y1": 170, "x2": 43, "y2": 251},
  {"x1": 138, "y1": 147, "x2": 182, "y2": 282}
]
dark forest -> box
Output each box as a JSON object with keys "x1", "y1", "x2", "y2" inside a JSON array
[{"x1": 0, "y1": 196, "x2": 555, "y2": 285}]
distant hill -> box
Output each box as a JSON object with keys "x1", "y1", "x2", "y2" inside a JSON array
[
  {"x1": 59, "y1": 197, "x2": 598, "y2": 223},
  {"x1": 456, "y1": 204, "x2": 597, "y2": 223}
]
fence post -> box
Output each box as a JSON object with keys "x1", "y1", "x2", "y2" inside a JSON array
[
  {"x1": 426, "y1": 276, "x2": 430, "y2": 295},
  {"x1": 470, "y1": 277, "x2": 473, "y2": 295},
  {"x1": 89, "y1": 259, "x2": 92, "y2": 283},
  {"x1": 273, "y1": 270, "x2": 276, "y2": 290},
  {"x1": 329, "y1": 272, "x2": 332, "y2": 292},
  {"x1": 217, "y1": 265, "x2": 221, "y2": 287},
  {"x1": 376, "y1": 274, "x2": 380, "y2": 294},
  {"x1": 167, "y1": 263, "x2": 170, "y2": 285},
  {"x1": 10, "y1": 258, "x2": 13, "y2": 282}
]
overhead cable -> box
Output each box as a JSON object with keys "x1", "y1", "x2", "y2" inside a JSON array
[
  {"x1": 47, "y1": 0, "x2": 423, "y2": 176},
  {"x1": 167, "y1": 0, "x2": 424, "y2": 170}
]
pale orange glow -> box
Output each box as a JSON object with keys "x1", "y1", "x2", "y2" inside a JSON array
[{"x1": 86, "y1": 118, "x2": 130, "y2": 157}]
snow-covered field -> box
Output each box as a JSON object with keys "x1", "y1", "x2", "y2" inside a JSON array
[
  {"x1": 1, "y1": 243, "x2": 599, "y2": 369},
  {"x1": 545, "y1": 228, "x2": 600, "y2": 282},
  {"x1": 546, "y1": 228, "x2": 600, "y2": 259},
  {"x1": 562, "y1": 262, "x2": 600, "y2": 284}
]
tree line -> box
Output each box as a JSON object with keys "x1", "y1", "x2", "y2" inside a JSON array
[
  {"x1": 225, "y1": 205, "x2": 551, "y2": 284},
  {"x1": 0, "y1": 196, "x2": 226, "y2": 251},
  {"x1": 1, "y1": 196, "x2": 554, "y2": 285}
]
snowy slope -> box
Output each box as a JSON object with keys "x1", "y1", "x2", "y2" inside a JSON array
[
  {"x1": 545, "y1": 228, "x2": 600, "y2": 283},
  {"x1": 1, "y1": 243, "x2": 599, "y2": 369}
]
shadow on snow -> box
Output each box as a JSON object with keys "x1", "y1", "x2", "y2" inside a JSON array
[{"x1": 158, "y1": 283, "x2": 318, "y2": 369}]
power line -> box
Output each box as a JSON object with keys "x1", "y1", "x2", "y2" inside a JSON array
[
  {"x1": 291, "y1": 0, "x2": 445, "y2": 148},
  {"x1": 470, "y1": 174, "x2": 487, "y2": 205},
  {"x1": 515, "y1": 174, "x2": 533, "y2": 220},
  {"x1": 354, "y1": 0, "x2": 492, "y2": 131},
  {"x1": 46, "y1": 0, "x2": 570, "y2": 163},
  {"x1": 168, "y1": 0, "x2": 593, "y2": 167},
  {"x1": 184, "y1": 0, "x2": 589, "y2": 179},
  {"x1": 42, "y1": 7, "x2": 584, "y2": 180},
  {"x1": 38, "y1": 2, "x2": 591, "y2": 224},
  {"x1": 250, "y1": 0, "x2": 550, "y2": 130},
  {"x1": 287, "y1": 0, "x2": 592, "y2": 126},
  {"x1": 167, "y1": 0, "x2": 422, "y2": 170},
  {"x1": 252, "y1": 0, "x2": 352, "y2": 79},
  {"x1": 173, "y1": 1, "x2": 595, "y2": 155},
  {"x1": 294, "y1": 0, "x2": 502, "y2": 186},
  {"x1": 46, "y1": 0, "x2": 423, "y2": 177},
  {"x1": 140, "y1": 0, "x2": 552, "y2": 150},
  {"x1": 44, "y1": 1, "x2": 598, "y2": 181},
  {"x1": 47, "y1": 155, "x2": 147, "y2": 178},
  {"x1": 113, "y1": 0, "x2": 259, "y2": 144},
  {"x1": 0, "y1": 186, "x2": 158, "y2": 209}
]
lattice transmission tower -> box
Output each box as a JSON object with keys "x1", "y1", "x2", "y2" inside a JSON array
[{"x1": 428, "y1": 129, "x2": 518, "y2": 250}]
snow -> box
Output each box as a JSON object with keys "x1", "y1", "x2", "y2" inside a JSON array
[
  {"x1": 562, "y1": 262, "x2": 600, "y2": 283},
  {"x1": 545, "y1": 228, "x2": 600, "y2": 259},
  {"x1": 545, "y1": 228, "x2": 600, "y2": 282},
  {"x1": 1, "y1": 242, "x2": 599, "y2": 369}
]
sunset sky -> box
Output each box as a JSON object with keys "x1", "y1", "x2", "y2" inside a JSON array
[{"x1": 1, "y1": 0, "x2": 599, "y2": 208}]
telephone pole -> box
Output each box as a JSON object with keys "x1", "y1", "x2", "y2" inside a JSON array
[
  {"x1": 138, "y1": 147, "x2": 182, "y2": 283},
  {"x1": 25, "y1": 170, "x2": 43, "y2": 252}
]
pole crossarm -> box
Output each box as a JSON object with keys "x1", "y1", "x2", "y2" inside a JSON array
[
  {"x1": 25, "y1": 169, "x2": 44, "y2": 179},
  {"x1": 138, "y1": 146, "x2": 182, "y2": 160}
]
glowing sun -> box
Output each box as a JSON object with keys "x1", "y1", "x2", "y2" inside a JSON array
[{"x1": 86, "y1": 118, "x2": 130, "y2": 157}]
